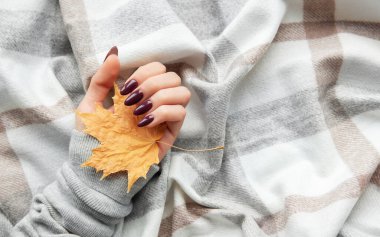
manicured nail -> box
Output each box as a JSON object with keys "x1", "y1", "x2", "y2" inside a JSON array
[
  {"x1": 134, "y1": 100, "x2": 153, "y2": 115},
  {"x1": 120, "y1": 79, "x2": 138, "y2": 95},
  {"x1": 124, "y1": 90, "x2": 143, "y2": 106},
  {"x1": 103, "y1": 46, "x2": 118, "y2": 62},
  {"x1": 138, "y1": 114, "x2": 154, "y2": 127}
]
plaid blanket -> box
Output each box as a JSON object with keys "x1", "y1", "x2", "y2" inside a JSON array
[{"x1": 1, "y1": 0, "x2": 380, "y2": 236}]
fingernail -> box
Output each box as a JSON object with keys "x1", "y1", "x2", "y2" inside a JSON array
[
  {"x1": 134, "y1": 100, "x2": 153, "y2": 115},
  {"x1": 104, "y1": 46, "x2": 118, "y2": 62},
  {"x1": 124, "y1": 90, "x2": 143, "y2": 106},
  {"x1": 138, "y1": 114, "x2": 154, "y2": 127},
  {"x1": 120, "y1": 79, "x2": 138, "y2": 95}
]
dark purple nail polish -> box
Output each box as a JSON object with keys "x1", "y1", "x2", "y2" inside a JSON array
[
  {"x1": 120, "y1": 79, "x2": 138, "y2": 95},
  {"x1": 138, "y1": 114, "x2": 154, "y2": 127},
  {"x1": 134, "y1": 100, "x2": 153, "y2": 115},
  {"x1": 125, "y1": 90, "x2": 144, "y2": 106},
  {"x1": 104, "y1": 46, "x2": 118, "y2": 62}
]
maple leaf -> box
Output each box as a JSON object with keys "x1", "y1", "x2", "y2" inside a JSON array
[{"x1": 77, "y1": 84, "x2": 165, "y2": 191}]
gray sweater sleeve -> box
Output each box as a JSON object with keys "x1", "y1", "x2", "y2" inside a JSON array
[{"x1": 12, "y1": 130, "x2": 160, "y2": 237}]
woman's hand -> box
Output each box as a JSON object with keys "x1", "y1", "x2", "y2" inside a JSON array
[{"x1": 76, "y1": 47, "x2": 191, "y2": 160}]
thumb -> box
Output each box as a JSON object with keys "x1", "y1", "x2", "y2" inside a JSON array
[{"x1": 79, "y1": 46, "x2": 120, "y2": 113}]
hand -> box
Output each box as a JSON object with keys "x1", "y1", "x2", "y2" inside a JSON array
[{"x1": 76, "y1": 47, "x2": 191, "y2": 160}]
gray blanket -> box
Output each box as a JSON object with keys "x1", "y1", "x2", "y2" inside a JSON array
[{"x1": 1, "y1": 0, "x2": 380, "y2": 236}]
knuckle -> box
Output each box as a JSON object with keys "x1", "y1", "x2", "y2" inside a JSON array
[
  {"x1": 152, "y1": 90, "x2": 165, "y2": 103},
  {"x1": 167, "y1": 71, "x2": 181, "y2": 85},
  {"x1": 136, "y1": 66, "x2": 150, "y2": 79},
  {"x1": 158, "y1": 106, "x2": 170, "y2": 118},
  {"x1": 145, "y1": 77, "x2": 160, "y2": 92},
  {"x1": 166, "y1": 71, "x2": 179, "y2": 78},
  {"x1": 150, "y1": 62, "x2": 166, "y2": 73},
  {"x1": 136, "y1": 62, "x2": 166, "y2": 78}
]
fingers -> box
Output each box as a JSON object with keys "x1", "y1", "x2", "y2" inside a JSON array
[
  {"x1": 133, "y1": 86, "x2": 191, "y2": 116},
  {"x1": 120, "y1": 62, "x2": 166, "y2": 95},
  {"x1": 122, "y1": 67, "x2": 191, "y2": 130},
  {"x1": 142, "y1": 104, "x2": 186, "y2": 157},
  {"x1": 79, "y1": 49, "x2": 120, "y2": 113},
  {"x1": 124, "y1": 72, "x2": 181, "y2": 106},
  {"x1": 117, "y1": 61, "x2": 190, "y2": 134},
  {"x1": 138, "y1": 105, "x2": 186, "y2": 128}
]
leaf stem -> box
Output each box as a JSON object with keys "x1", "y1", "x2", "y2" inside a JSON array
[{"x1": 156, "y1": 141, "x2": 224, "y2": 152}]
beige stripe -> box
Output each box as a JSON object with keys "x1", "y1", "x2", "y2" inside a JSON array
[
  {"x1": 274, "y1": 22, "x2": 380, "y2": 42},
  {"x1": 274, "y1": 23, "x2": 307, "y2": 42},
  {"x1": 0, "y1": 96, "x2": 73, "y2": 224},
  {"x1": 256, "y1": 175, "x2": 370, "y2": 234},
  {"x1": 158, "y1": 203, "x2": 211, "y2": 237},
  {"x1": 336, "y1": 21, "x2": 380, "y2": 40},
  {"x1": 304, "y1": 0, "x2": 380, "y2": 233},
  {"x1": 304, "y1": 21, "x2": 337, "y2": 40},
  {"x1": 304, "y1": 0, "x2": 380, "y2": 212},
  {"x1": 256, "y1": 1, "x2": 380, "y2": 234},
  {"x1": 304, "y1": 0, "x2": 379, "y2": 177},
  {"x1": 304, "y1": 0, "x2": 335, "y2": 22},
  {"x1": 0, "y1": 132, "x2": 32, "y2": 224},
  {"x1": 59, "y1": 0, "x2": 100, "y2": 88},
  {"x1": 329, "y1": 120, "x2": 380, "y2": 176},
  {"x1": 0, "y1": 96, "x2": 73, "y2": 132}
]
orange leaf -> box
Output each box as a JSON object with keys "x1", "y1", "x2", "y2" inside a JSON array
[{"x1": 77, "y1": 84, "x2": 165, "y2": 191}]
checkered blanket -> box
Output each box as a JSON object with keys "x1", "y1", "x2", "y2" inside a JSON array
[{"x1": 1, "y1": 0, "x2": 380, "y2": 236}]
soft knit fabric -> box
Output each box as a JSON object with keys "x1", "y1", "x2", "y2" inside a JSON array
[
  {"x1": 12, "y1": 130, "x2": 160, "y2": 236},
  {"x1": 1, "y1": 0, "x2": 380, "y2": 236}
]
